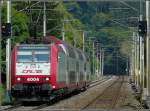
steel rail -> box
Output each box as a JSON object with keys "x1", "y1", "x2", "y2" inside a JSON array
[{"x1": 81, "y1": 76, "x2": 121, "y2": 109}]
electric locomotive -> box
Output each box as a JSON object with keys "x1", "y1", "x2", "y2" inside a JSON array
[{"x1": 11, "y1": 36, "x2": 91, "y2": 101}]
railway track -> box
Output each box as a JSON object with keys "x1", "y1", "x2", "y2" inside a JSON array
[
  {"x1": 89, "y1": 76, "x2": 111, "y2": 88},
  {"x1": 31, "y1": 76, "x2": 112, "y2": 111},
  {"x1": 81, "y1": 76, "x2": 124, "y2": 109},
  {"x1": 1, "y1": 76, "x2": 112, "y2": 111}
]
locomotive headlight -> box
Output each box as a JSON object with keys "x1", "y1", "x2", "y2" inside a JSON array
[
  {"x1": 17, "y1": 77, "x2": 21, "y2": 81},
  {"x1": 52, "y1": 85, "x2": 56, "y2": 89},
  {"x1": 45, "y1": 77, "x2": 49, "y2": 81}
]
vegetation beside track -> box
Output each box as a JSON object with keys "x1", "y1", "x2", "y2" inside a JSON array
[{"x1": 0, "y1": 84, "x2": 5, "y2": 105}]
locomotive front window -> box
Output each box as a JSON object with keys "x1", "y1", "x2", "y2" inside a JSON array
[
  {"x1": 17, "y1": 52, "x2": 32, "y2": 62},
  {"x1": 17, "y1": 46, "x2": 49, "y2": 63},
  {"x1": 34, "y1": 50, "x2": 49, "y2": 62}
]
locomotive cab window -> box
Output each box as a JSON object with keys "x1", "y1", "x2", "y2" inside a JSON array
[
  {"x1": 34, "y1": 50, "x2": 49, "y2": 62},
  {"x1": 17, "y1": 46, "x2": 50, "y2": 63},
  {"x1": 17, "y1": 51, "x2": 32, "y2": 62}
]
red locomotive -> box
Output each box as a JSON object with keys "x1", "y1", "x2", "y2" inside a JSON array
[{"x1": 11, "y1": 36, "x2": 91, "y2": 102}]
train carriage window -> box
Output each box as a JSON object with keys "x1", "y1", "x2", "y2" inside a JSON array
[
  {"x1": 77, "y1": 50, "x2": 84, "y2": 60},
  {"x1": 67, "y1": 47, "x2": 76, "y2": 58},
  {"x1": 58, "y1": 45, "x2": 66, "y2": 54},
  {"x1": 84, "y1": 63, "x2": 86, "y2": 71}
]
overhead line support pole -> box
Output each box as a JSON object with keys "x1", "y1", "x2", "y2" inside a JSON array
[
  {"x1": 102, "y1": 50, "x2": 104, "y2": 76},
  {"x1": 134, "y1": 32, "x2": 138, "y2": 87},
  {"x1": 136, "y1": 33, "x2": 140, "y2": 89},
  {"x1": 0, "y1": 1, "x2": 3, "y2": 105},
  {"x1": 0, "y1": 0, "x2": 2, "y2": 86},
  {"x1": 132, "y1": 32, "x2": 136, "y2": 84},
  {"x1": 5, "y1": 0, "x2": 11, "y2": 103},
  {"x1": 83, "y1": 31, "x2": 85, "y2": 52},
  {"x1": 43, "y1": 1, "x2": 46, "y2": 37},
  {"x1": 146, "y1": 0, "x2": 150, "y2": 105},
  {"x1": 93, "y1": 42, "x2": 95, "y2": 75},
  {"x1": 100, "y1": 48, "x2": 102, "y2": 76}
]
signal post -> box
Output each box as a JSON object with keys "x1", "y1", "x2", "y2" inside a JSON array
[{"x1": 5, "y1": 0, "x2": 11, "y2": 103}]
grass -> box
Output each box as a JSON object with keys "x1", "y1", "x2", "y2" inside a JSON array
[
  {"x1": 91, "y1": 74, "x2": 98, "y2": 81},
  {"x1": 0, "y1": 84, "x2": 5, "y2": 105},
  {"x1": 0, "y1": 84, "x2": 2, "y2": 105}
]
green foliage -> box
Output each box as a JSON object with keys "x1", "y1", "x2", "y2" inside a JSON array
[
  {"x1": 92, "y1": 13, "x2": 112, "y2": 28},
  {"x1": 55, "y1": 2, "x2": 84, "y2": 49},
  {"x1": 120, "y1": 40, "x2": 132, "y2": 57},
  {"x1": 0, "y1": 84, "x2": 5, "y2": 105},
  {"x1": 90, "y1": 74, "x2": 97, "y2": 81},
  {"x1": 64, "y1": 1, "x2": 138, "y2": 74},
  {"x1": 11, "y1": 11, "x2": 29, "y2": 46},
  {"x1": 101, "y1": 27, "x2": 131, "y2": 45}
]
